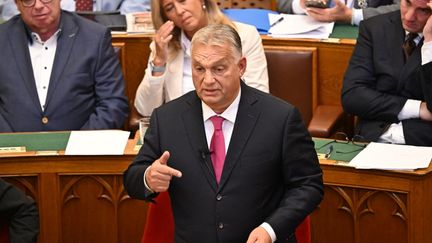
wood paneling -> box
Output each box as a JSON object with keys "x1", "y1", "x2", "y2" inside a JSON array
[
  {"x1": 2, "y1": 134, "x2": 432, "y2": 243},
  {"x1": 313, "y1": 161, "x2": 432, "y2": 243},
  {"x1": 0, "y1": 139, "x2": 148, "y2": 243}
]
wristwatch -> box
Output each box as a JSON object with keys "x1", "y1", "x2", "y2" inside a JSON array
[{"x1": 149, "y1": 61, "x2": 166, "y2": 73}]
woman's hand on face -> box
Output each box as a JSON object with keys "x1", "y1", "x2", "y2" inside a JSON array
[{"x1": 154, "y1": 20, "x2": 175, "y2": 65}]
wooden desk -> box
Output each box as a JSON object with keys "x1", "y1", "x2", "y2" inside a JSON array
[
  {"x1": 112, "y1": 33, "x2": 355, "y2": 109},
  {"x1": 0, "y1": 136, "x2": 147, "y2": 243},
  {"x1": 313, "y1": 160, "x2": 432, "y2": 243},
  {"x1": 2, "y1": 133, "x2": 431, "y2": 243}
]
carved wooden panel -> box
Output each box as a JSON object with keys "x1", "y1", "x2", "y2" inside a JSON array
[
  {"x1": 311, "y1": 185, "x2": 408, "y2": 243},
  {"x1": 60, "y1": 175, "x2": 147, "y2": 243},
  {"x1": 2, "y1": 176, "x2": 38, "y2": 201}
]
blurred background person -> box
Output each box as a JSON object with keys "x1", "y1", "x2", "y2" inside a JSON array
[
  {"x1": 342, "y1": 0, "x2": 432, "y2": 145},
  {"x1": 278, "y1": 0, "x2": 399, "y2": 26},
  {"x1": 134, "y1": 0, "x2": 269, "y2": 116},
  {"x1": 1, "y1": 0, "x2": 151, "y2": 21},
  {"x1": 0, "y1": 0, "x2": 128, "y2": 132},
  {"x1": 0, "y1": 179, "x2": 39, "y2": 243}
]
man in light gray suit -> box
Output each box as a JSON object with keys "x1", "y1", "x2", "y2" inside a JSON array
[
  {"x1": 1, "y1": 0, "x2": 150, "y2": 21},
  {"x1": 278, "y1": 0, "x2": 399, "y2": 25},
  {"x1": 0, "y1": 0, "x2": 128, "y2": 132}
]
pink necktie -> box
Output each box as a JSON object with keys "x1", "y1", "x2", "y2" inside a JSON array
[
  {"x1": 210, "y1": 116, "x2": 225, "y2": 184},
  {"x1": 76, "y1": 0, "x2": 93, "y2": 11}
]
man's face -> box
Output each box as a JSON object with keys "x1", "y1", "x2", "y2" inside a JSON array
[
  {"x1": 16, "y1": 0, "x2": 61, "y2": 36},
  {"x1": 191, "y1": 42, "x2": 246, "y2": 114},
  {"x1": 401, "y1": 0, "x2": 432, "y2": 33}
]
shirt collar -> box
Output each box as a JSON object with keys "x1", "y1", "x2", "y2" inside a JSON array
[
  {"x1": 30, "y1": 29, "x2": 62, "y2": 45},
  {"x1": 202, "y1": 87, "x2": 241, "y2": 124},
  {"x1": 405, "y1": 31, "x2": 423, "y2": 45}
]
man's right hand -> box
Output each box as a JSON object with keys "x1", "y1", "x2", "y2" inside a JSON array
[
  {"x1": 306, "y1": 0, "x2": 352, "y2": 24},
  {"x1": 145, "y1": 151, "x2": 182, "y2": 192}
]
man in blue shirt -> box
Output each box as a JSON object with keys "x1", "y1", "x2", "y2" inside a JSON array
[{"x1": 1, "y1": 0, "x2": 150, "y2": 21}]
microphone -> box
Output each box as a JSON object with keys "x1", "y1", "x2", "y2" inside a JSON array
[
  {"x1": 199, "y1": 149, "x2": 212, "y2": 160},
  {"x1": 199, "y1": 148, "x2": 215, "y2": 178}
]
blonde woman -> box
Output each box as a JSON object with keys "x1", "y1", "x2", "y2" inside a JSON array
[{"x1": 134, "y1": 0, "x2": 269, "y2": 116}]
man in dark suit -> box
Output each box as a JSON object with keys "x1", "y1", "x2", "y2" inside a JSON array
[
  {"x1": 277, "y1": 0, "x2": 399, "y2": 26},
  {"x1": 124, "y1": 24, "x2": 323, "y2": 243},
  {"x1": 342, "y1": 0, "x2": 432, "y2": 146},
  {"x1": 0, "y1": 179, "x2": 39, "y2": 243},
  {"x1": 0, "y1": 0, "x2": 128, "y2": 132}
]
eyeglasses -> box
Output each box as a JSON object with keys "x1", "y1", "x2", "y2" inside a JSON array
[
  {"x1": 315, "y1": 132, "x2": 367, "y2": 159},
  {"x1": 20, "y1": 0, "x2": 53, "y2": 8}
]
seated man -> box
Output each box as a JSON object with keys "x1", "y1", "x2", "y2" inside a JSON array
[
  {"x1": 342, "y1": 0, "x2": 432, "y2": 146},
  {"x1": 1, "y1": 0, "x2": 150, "y2": 21},
  {"x1": 0, "y1": 0, "x2": 128, "y2": 132},
  {"x1": 124, "y1": 24, "x2": 323, "y2": 243},
  {"x1": 0, "y1": 179, "x2": 39, "y2": 243},
  {"x1": 278, "y1": 0, "x2": 399, "y2": 25}
]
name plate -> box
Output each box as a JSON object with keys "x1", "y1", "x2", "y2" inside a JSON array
[{"x1": 0, "y1": 146, "x2": 26, "y2": 153}]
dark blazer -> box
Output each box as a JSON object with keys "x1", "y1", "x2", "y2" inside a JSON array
[
  {"x1": 0, "y1": 11, "x2": 128, "y2": 132},
  {"x1": 342, "y1": 10, "x2": 432, "y2": 146},
  {"x1": 0, "y1": 179, "x2": 39, "y2": 243},
  {"x1": 124, "y1": 83, "x2": 323, "y2": 243}
]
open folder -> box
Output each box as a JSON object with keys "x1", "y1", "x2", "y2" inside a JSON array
[
  {"x1": 222, "y1": 8, "x2": 278, "y2": 34},
  {"x1": 222, "y1": 9, "x2": 334, "y2": 38}
]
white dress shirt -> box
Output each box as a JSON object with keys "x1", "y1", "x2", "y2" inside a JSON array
[{"x1": 28, "y1": 30, "x2": 61, "y2": 111}]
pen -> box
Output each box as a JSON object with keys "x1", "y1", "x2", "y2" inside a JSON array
[
  {"x1": 325, "y1": 145, "x2": 333, "y2": 159},
  {"x1": 270, "y1": 16, "x2": 284, "y2": 28}
]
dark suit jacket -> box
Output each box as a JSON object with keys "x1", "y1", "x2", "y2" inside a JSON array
[
  {"x1": 342, "y1": 10, "x2": 432, "y2": 146},
  {"x1": 0, "y1": 179, "x2": 39, "y2": 243},
  {"x1": 124, "y1": 83, "x2": 323, "y2": 243},
  {"x1": 0, "y1": 11, "x2": 128, "y2": 132}
]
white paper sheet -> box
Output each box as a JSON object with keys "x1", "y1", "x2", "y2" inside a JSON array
[
  {"x1": 65, "y1": 130, "x2": 130, "y2": 155},
  {"x1": 349, "y1": 142, "x2": 432, "y2": 170},
  {"x1": 268, "y1": 13, "x2": 334, "y2": 39}
]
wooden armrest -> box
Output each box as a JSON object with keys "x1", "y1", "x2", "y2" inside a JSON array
[{"x1": 308, "y1": 105, "x2": 344, "y2": 138}]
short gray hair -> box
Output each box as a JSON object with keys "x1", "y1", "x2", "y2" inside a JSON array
[{"x1": 191, "y1": 24, "x2": 242, "y2": 59}]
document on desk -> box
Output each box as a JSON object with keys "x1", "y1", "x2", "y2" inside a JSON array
[
  {"x1": 65, "y1": 130, "x2": 130, "y2": 155},
  {"x1": 268, "y1": 13, "x2": 334, "y2": 39},
  {"x1": 349, "y1": 142, "x2": 432, "y2": 170}
]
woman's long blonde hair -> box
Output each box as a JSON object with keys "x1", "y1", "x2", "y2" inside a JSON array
[{"x1": 151, "y1": 0, "x2": 236, "y2": 53}]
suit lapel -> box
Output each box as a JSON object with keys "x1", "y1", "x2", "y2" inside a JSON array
[
  {"x1": 45, "y1": 12, "x2": 78, "y2": 108},
  {"x1": 218, "y1": 83, "x2": 261, "y2": 190},
  {"x1": 181, "y1": 94, "x2": 219, "y2": 192},
  {"x1": 8, "y1": 19, "x2": 41, "y2": 111}
]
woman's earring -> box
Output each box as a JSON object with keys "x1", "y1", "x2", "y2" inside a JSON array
[{"x1": 202, "y1": 4, "x2": 206, "y2": 9}]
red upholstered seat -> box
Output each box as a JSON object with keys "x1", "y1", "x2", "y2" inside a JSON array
[{"x1": 141, "y1": 191, "x2": 311, "y2": 243}]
